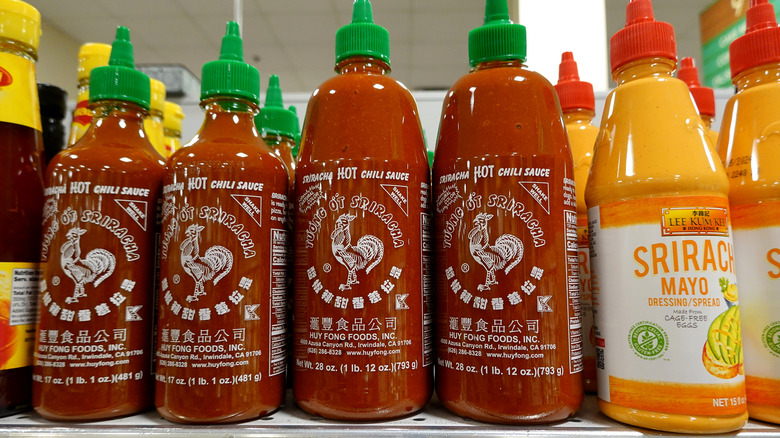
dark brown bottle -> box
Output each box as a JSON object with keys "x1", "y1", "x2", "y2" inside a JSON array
[{"x1": 0, "y1": 0, "x2": 44, "y2": 418}]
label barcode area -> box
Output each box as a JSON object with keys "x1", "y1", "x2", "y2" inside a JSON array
[{"x1": 596, "y1": 347, "x2": 605, "y2": 370}]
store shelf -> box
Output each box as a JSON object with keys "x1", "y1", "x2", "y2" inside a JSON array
[{"x1": 2, "y1": 394, "x2": 779, "y2": 437}]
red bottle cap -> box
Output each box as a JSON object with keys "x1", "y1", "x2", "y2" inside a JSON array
[
  {"x1": 609, "y1": 0, "x2": 676, "y2": 73},
  {"x1": 729, "y1": 0, "x2": 780, "y2": 79},
  {"x1": 554, "y1": 52, "x2": 595, "y2": 112},
  {"x1": 678, "y1": 57, "x2": 715, "y2": 117}
]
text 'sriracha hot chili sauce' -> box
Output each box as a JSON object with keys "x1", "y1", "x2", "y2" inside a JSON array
[
  {"x1": 432, "y1": 0, "x2": 583, "y2": 424},
  {"x1": 293, "y1": 0, "x2": 432, "y2": 420},
  {"x1": 554, "y1": 51, "x2": 598, "y2": 394},
  {"x1": 257, "y1": 74, "x2": 298, "y2": 188},
  {"x1": 586, "y1": 0, "x2": 747, "y2": 433},
  {"x1": 0, "y1": 0, "x2": 43, "y2": 418},
  {"x1": 33, "y1": 27, "x2": 165, "y2": 421},
  {"x1": 154, "y1": 21, "x2": 289, "y2": 424},
  {"x1": 718, "y1": 0, "x2": 780, "y2": 424}
]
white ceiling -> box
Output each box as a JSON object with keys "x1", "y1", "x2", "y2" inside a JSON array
[{"x1": 35, "y1": 0, "x2": 713, "y2": 93}]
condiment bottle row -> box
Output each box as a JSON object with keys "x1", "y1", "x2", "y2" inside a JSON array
[{"x1": 1, "y1": 0, "x2": 779, "y2": 433}]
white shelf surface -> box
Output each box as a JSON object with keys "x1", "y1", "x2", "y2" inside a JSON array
[{"x1": 2, "y1": 394, "x2": 779, "y2": 437}]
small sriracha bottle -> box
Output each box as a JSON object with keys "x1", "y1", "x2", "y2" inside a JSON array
[{"x1": 154, "y1": 21, "x2": 289, "y2": 424}]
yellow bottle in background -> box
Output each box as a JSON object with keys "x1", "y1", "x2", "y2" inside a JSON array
[
  {"x1": 585, "y1": 0, "x2": 747, "y2": 433},
  {"x1": 677, "y1": 57, "x2": 718, "y2": 150},
  {"x1": 67, "y1": 42, "x2": 111, "y2": 146},
  {"x1": 717, "y1": 0, "x2": 780, "y2": 425},
  {"x1": 162, "y1": 101, "x2": 184, "y2": 156},
  {"x1": 554, "y1": 51, "x2": 598, "y2": 394},
  {"x1": 144, "y1": 78, "x2": 166, "y2": 157}
]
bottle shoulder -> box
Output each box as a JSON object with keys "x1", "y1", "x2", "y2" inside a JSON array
[
  {"x1": 48, "y1": 138, "x2": 166, "y2": 177},
  {"x1": 169, "y1": 140, "x2": 288, "y2": 175}
]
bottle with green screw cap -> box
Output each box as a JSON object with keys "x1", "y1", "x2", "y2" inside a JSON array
[
  {"x1": 34, "y1": 26, "x2": 166, "y2": 421},
  {"x1": 289, "y1": 105, "x2": 301, "y2": 159},
  {"x1": 293, "y1": 0, "x2": 432, "y2": 420},
  {"x1": 256, "y1": 74, "x2": 297, "y2": 187},
  {"x1": 155, "y1": 21, "x2": 289, "y2": 424},
  {"x1": 432, "y1": 0, "x2": 582, "y2": 423}
]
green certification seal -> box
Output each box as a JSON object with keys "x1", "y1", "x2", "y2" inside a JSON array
[
  {"x1": 628, "y1": 321, "x2": 668, "y2": 360},
  {"x1": 762, "y1": 322, "x2": 780, "y2": 358}
]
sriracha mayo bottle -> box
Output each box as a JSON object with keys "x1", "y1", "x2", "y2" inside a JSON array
[
  {"x1": 155, "y1": 21, "x2": 289, "y2": 423},
  {"x1": 432, "y1": 0, "x2": 583, "y2": 423},
  {"x1": 586, "y1": 0, "x2": 747, "y2": 433},
  {"x1": 293, "y1": 0, "x2": 432, "y2": 420},
  {"x1": 718, "y1": 0, "x2": 780, "y2": 425},
  {"x1": 677, "y1": 57, "x2": 718, "y2": 150},
  {"x1": 554, "y1": 51, "x2": 598, "y2": 394},
  {"x1": 34, "y1": 26, "x2": 165, "y2": 421}
]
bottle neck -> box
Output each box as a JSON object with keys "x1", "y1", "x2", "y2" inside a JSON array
[
  {"x1": 335, "y1": 56, "x2": 390, "y2": 75},
  {"x1": 563, "y1": 108, "x2": 596, "y2": 124},
  {"x1": 197, "y1": 96, "x2": 261, "y2": 138},
  {"x1": 0, "y1": 37, "x2": 37, "y2": 61},
  {"x1": 701, "y1": 114, "x2": 714, "y2": 129},
  {"x1": 473, "y1": 59, "x2": 525, "y2": 72},
  {"x1": 86, "y1": 100, "x2": 149, "y2": 136},
  {"x1": 733, "y1": 62, "x2": 780, "y2": 92},
  {"x1": 612, "y1": 57, "x2": 676, "y2": 85}
]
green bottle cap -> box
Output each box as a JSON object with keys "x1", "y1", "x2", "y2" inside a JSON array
[
  {"x1": 201, "y1": 21, "x2": 260, "y2": 104},
  {"x1": 256, "y1": 74, "x2": 298, "y2": 138},
  {"x1": 289, "y1": 105, "x2": 301, "y2": 158},
  {"x1": 468, "y1": 0, "x2": 527, "y2": 67},
  {"x1": 89, "y1": 26, "x2": 150, "y2": 110},
  {"x1": 335, "y1": 0, "x2": 390, "y2": 65}
]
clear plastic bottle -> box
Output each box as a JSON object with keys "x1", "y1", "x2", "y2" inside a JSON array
[
  {"x1": 162, "y1": 101, "x2": 184, "y2": 156},
  {"x1": 34, "y1": 26, "x2": 165, "y2": 421},
  {"x1": 293, "y1": 0, "x2": 432, "y2": 420},
  {"x1": 432, "y1": 0, "x2": 582, "y2": 424},
  {"x1": 554, "y1": 51, "x2": 599, "y2": 394},
  {"x1": 586, "y1": 0, "x2": 747, "y2": 433},
  {"x1": 67, "y1": 42, "x2": 111, "y2": 146},
  {"x1": 155, "y1": 21, "x2": 289, "y2": 424},
  {"x1": 0, "y1": 0, "x2": 43, "y2": 418},
  {"x1": 144, "y1": 78, "x2": 167, "y2": 158},
  {"x1": 717, "y1": 0, "x2": 780, "y2": 425}
]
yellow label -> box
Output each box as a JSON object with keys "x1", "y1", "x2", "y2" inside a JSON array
[
  {"x1": 661, "y1": 207, "x2": 729, "y2": 237},
  {"x1": 0, "y1": 262, "x2": 41, "y2": 370},
  {"x1": 0, "y1": 52, "x2": 42, "y2": 131}
]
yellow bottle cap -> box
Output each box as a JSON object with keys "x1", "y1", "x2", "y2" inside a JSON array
[
  {"x1": 77, "y1": 42, "x2": 112, "y2": 81},
  {"x1": 149, "y1": 78, "x2": 166, "y2": 114},
  {"x1": 163, "y1": 101, "x2": 184, "y2": 131},
  {"x1": 0, "y1": 0, "x2": 41, "y2": 52}
]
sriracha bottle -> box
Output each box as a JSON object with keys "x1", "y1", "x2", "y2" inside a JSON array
[
  {"x1": 34, "y1": 26, "x2": 165, "y2": 421},
  {"x1": 155, "y1": 21, "x2": 289, "y2": 424},
  {"x1": 432, "y1": 0, "x2": 583, "y2": 424},
  {"x1": 293, "y1": 0, "x2": 433, "y2": 420}
]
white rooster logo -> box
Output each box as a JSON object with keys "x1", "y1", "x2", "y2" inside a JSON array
[
  {"x1": 468, "y1": 213, "x2": 524, "y2": 291},
  {"x1": 180, "y1": 224, "x2": 233, "y2": 302},
  {"x1": 331, "y1": 213, "x2": 384, "y2": 291},
  {"x1": 60, "y1": 227, "x2": 116, "y2": 304}
]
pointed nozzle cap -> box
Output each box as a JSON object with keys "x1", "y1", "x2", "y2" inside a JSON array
[
  {"x1": 255, "y1": 74, "x2": 297, "y2": 139},
  {"x1": 201, "y1": 21, "x2": 260, "y2": 104},
  {"x1": 88, "y1": 26, "x2": 150, "y2": 110},
  {"x1": 554, "y1": 52, "x2": 595, "y2": 112},
  {"x1": 469, "y1": 0, "x2": 526, "y2": 67},
  {"x1": 335, "y1": 0, "x2": 390, "y2": 65},
  {"x1": 729, "y1": 0, "x2": 780, "y2": 79},
  {"x1": 609, "y1": 0, "x2": 676, "y2": 72},
  {"x1": 677, "y1": 57, "x2": 715, "y2": 117}
]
